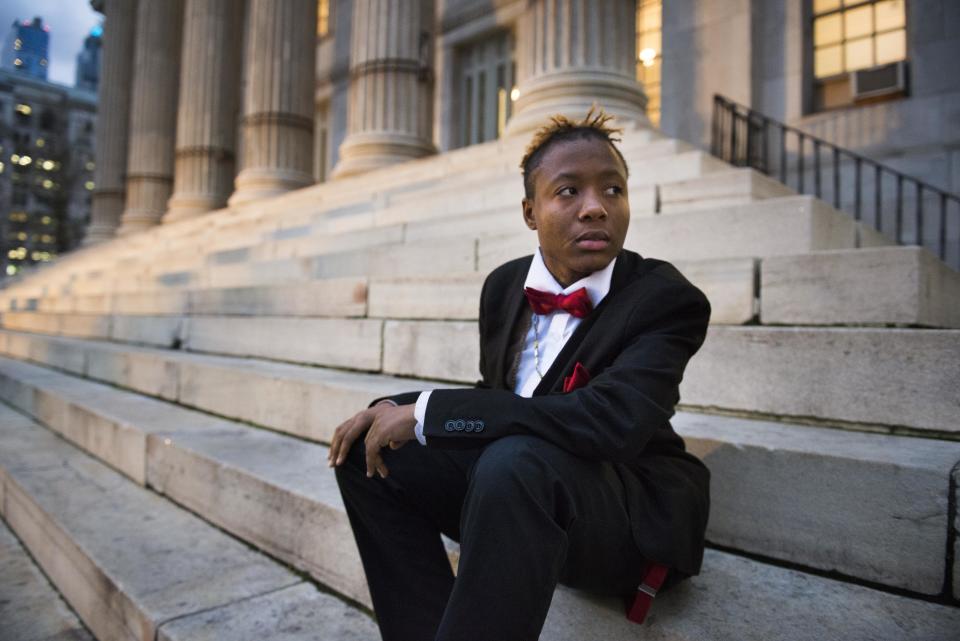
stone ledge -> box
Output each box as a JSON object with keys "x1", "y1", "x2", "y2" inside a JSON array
[
  {"x1": 681, "y1": 326, "x2": 960, "y2": 433},
  {"x1": 0, "y1": 517, "x2": 94, "y2": 641},
  {"x1": 0, "y1": 407, "x2": 313, "y2": 641},
  {"x1": 761, "y1": 246, "x2": 960, "y2": 328},
  {"x1": 675, "y1": 411, "x2": 960, "y2": 594}
]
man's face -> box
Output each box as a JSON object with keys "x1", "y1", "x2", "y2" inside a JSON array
[{"x1": 522, "y1": 136, "x2": 630, "y2": 287}]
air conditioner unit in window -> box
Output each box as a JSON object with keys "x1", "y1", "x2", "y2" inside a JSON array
[{"x1": 851, "y1": 61, "x2": 907, "y2": 101}]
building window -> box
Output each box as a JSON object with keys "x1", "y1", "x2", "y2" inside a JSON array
[
  {"x1": 812, "y1": 0, "x2": 907, "y2": 111},
  {"x1": 636, "y1": 0, "x2": 662, "y2": 127},
  {"x1": 456, "y1": 30, "x2": 516, "y2": 148},
  {"x1": 317, "y1": 0, "x2": 331, "y2": 37}
]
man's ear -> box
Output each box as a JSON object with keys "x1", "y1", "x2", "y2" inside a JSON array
[{"x1": 522, "y1": 198, "x2": 537, "y2": 230}]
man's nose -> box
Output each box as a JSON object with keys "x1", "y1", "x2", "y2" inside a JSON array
[{"x1": 579, "y1": 191, "x2": 607, "y2": 220}]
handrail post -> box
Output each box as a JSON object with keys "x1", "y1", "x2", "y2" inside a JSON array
[
  {"x1": 798, "y1": 134, "x2": 805, "y2": 193},
  {"x1": 833, "y1": 148, "x2": 840, "y2": 208},
  {"x1": 854, "y1": 158, "x2": 862, "y2": 221},
  {"x1": 916, "y1": 185, "x2": 923, "y2": 249},
  {"x1": 895, "y1": 175, "x2": 904, "y2": 244},
  {"x1": 813, "y1": 140, "x2": 822, "y2": 198}
]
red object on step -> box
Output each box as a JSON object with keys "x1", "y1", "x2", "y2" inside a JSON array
[{"x1": 626, "y1": 562, "x2": 669, "y2": 624}]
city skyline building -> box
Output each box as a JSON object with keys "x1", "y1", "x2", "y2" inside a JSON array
[
  {"x1": 1, "y1": 16, "x2": 50, "y2": 81},
  {"x1": 74, "y1": 25, "x2": 102, "y2": 92},
  {"x1": 0, "y1": 68, "x2": 97, "y2": 276}
]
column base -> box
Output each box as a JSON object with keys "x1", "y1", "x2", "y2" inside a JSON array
[
  {"x1": 505, "y1": 70, "x2": 652, "y2": 136},
  {"x1": 228, "y1": 167, "x2": 315, "y2": 208},
  {"x1": 163, "y1": 193, "x2": 223, "y2": 224},
  {"x1": 82, "y1": 226, "x2": 118, "y2": 246},
  {"x1": 85, "y1": 191, "x2": 125, "y2": 245},
  {"x1": 331, "y1": 132, "x2": 436, "y2": 180},
  {"x1": 116, "y1": 210, "x2": 164, "y2": 236}
]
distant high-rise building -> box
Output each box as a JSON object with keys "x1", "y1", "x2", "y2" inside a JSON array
[
  {"x1": 75, "y1": 25, "x2": 102, "y2": 92},
  {"x1": 0, "y1": 68, "x2": 98, "y2": 274},
  {"x1": 1, "y1": 17, "x2": 50, "y2": 81}
]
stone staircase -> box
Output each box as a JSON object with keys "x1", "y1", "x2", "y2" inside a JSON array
[{"x1": 1, "y1": 125, "x2": 959, "y2": 640}]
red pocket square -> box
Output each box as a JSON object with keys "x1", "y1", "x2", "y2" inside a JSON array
[{"x1": 562, "y1": 362, "x2": 590, "y2": 393}]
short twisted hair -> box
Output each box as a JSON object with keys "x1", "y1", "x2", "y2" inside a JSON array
[{"x1": 519, "y1": 105, "x2": 629, "y2": 199}]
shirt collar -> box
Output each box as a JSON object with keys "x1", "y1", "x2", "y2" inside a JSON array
[{"x1": 522, "y1": 248, "x2": 617, "y2": 309}]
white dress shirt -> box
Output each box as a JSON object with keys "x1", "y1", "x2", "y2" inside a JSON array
[{"x1": 411, "y1": 249, "x2": 617, "y2": 444}]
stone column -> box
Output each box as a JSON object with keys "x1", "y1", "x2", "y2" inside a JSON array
[
  {"x1": 164, "y1": 0, "x2": 243, "y2": 223},
  {"x1": 85, "y1": 0, "x2": 137, "y2": 244},
  {"x1": 229, "y1": 0, "x2": 317, "y2": 206},
  {"x1": 505, "y1": 0, "x2": 649, "y2": 135},
  {"x1": 117, "y1": 0, "x2": 184, "y2": 235},
  {"x1": 331, "y1": 0, "x2": 435, "y2": 179}
]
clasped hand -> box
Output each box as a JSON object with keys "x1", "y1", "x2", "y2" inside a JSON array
[{"x1": 327, "y1": 402, "x2": 417, "y2": 478}]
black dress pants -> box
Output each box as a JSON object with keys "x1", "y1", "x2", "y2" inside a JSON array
[{"x1": 334, "y1": 434, "x2": 647, "y2": 641}]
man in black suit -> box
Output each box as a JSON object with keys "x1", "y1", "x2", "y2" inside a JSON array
[{"x1": 330, "y1": 108, "x2": 711, "y2": 641}]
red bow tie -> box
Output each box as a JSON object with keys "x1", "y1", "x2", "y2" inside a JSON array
[{"x1": 524, "y1": 287, "x2": 593, "y2": 318}]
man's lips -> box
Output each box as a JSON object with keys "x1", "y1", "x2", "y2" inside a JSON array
[{"x1": 575, "y1": 230, "x2": 611, "y2": 250}]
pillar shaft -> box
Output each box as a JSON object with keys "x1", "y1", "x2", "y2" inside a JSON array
[
  {"x1": 165, "y1": 0, "x2": 243, "y2": 223},
  {"x1": 85, "y1": 0, "x2": 137, "y2": 244},
  {"x1": 229, "y1": 0, "x2": 317, "y2": 206},
  {"x1": 117, "y1": 0, "x2": 184, "y2": 235},
  {"x1": 331, "y1": 0, "x2": 435, "y2": 179},
  {"x1": 506, "y1": 0, "x2": 648, "y2": 135}
]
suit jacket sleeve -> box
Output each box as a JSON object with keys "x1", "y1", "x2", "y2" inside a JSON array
[{"x1": 420, "y1": 271, "x2": 711, "y2": 462}]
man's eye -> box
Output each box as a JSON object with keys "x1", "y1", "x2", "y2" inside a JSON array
[
  {"x1": 557, "y1": 186, "x2": 577, "y2": 196},
  {"x1": 605, "y1": 185, "x2": 623, "y2": 196}
]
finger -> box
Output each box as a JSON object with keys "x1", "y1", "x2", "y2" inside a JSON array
[
  {"x1": 328, "y1": 418, "x2": 353, "y2": 467},
  {"x1": 327, "y1": 422, "x2": 346, "y2": 465},
  {"x1": 365, "y1": 430, "x2": 388, "y2": 478},
  {"x1": 334, "y1": 413, "x2": 369, "y2": 467},
  {"x1": 376, "y1": 461, "x2": 390, "y2": 478}
]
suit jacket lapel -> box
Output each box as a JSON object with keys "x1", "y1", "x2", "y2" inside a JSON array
[
  {"x1": 531, "y1": 250, "x2": 640, "y2": 396},
  {"x1": 490, "y1": 257, "x2": 532, "y2": 390}
]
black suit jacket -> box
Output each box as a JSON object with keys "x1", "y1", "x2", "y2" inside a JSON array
[{"x1": 387, "y1": 249, "x2": 712, "y2": 576}]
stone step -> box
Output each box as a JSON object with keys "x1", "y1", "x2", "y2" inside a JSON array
[
  {"x1": 0, "y1": 517, "x2": 94, "y2": 641},
  {"x1": 6, "y1": 277, "x2": 369, "y2": 318},
  {"x1": 24, "y1": 243, "x2": 959, "y2": 330},
  {"x1": 0, "y1": 349, "x2": 958, "y2": 596},
  {"x1": 30, "y1": 135, "x2": 685, "y2": 292},
  {"x1": 478, "y1": 195, "x2": 871, "y2": 271},
  {"x1": 0, "y1": 328, "x2": 443, "y2": 444},
  {"x1": 659, "y1": 167, "x2": 796, "y2": 211},
  {"x1": 0, "y1": 404, "x2": 380, "y2": 641},
  {"x1": 12, "y1": 253, "x2": 755, "y2": 326},
  {"x1": 675, "y1": 411, "x2": 960, "y2": 595},
  {"x1": 0, "y1": 166, "x2": 800, "y2": 305},
  {"x1": 370, "y1": 150, "x2": 722, "y2": 229},
  {"x1": 680, "y1": 325, "x2": 960, "y2": 434},
  {"x1": 3, "y1": 313, "x2": 956, "y2": 435},
  {"x1": 761, "y1": 246, "x2": 960, "y2": 328},
  {"x1": 370, "y1": 319, "x2": 959, "y2": 433}
]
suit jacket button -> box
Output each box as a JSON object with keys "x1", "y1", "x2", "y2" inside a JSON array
[
  {"x1": 464, "y1": 420, "x2": 475, "y2": 432},
  {"x1": 454, "y1": 419, "x2": 466, "y2": 431},
  {"x1": 444, "y1": 420, "x2": 455, "y2": 432},
  {"x1": 475, "y1": 420, "x2": 485, "y2": 433}
]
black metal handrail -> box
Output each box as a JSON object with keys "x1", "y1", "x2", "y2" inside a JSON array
[{"x1": 710, "y1": 94, "x2": 959, "y2": 268}]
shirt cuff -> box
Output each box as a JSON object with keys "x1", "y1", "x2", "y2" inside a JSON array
[{"x1": 413, "y1": 391, "x2": 431, "y2": 445}]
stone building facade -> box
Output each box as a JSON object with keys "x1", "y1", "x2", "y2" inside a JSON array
[
  {"x1": 0, "y1": 69, "x2": 97, "y2": 276},
  {"x1": 88, "y1": 0, "x2": 958, "y2": 258}
]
